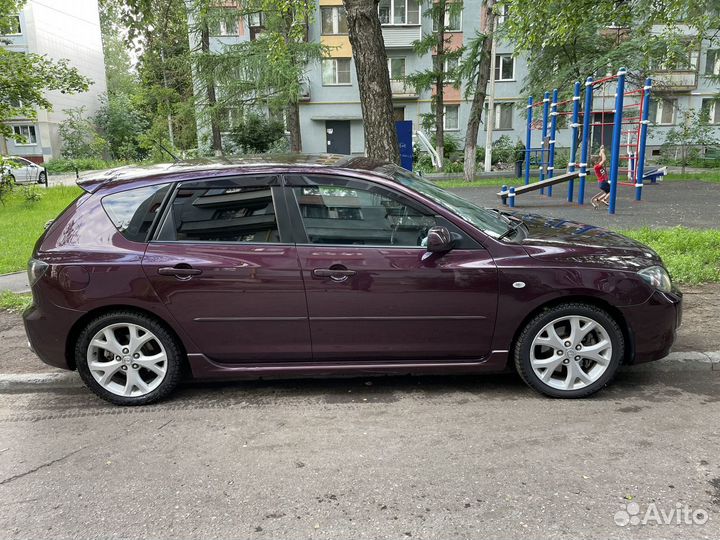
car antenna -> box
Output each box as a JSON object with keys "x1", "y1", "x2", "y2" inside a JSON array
[{"x1": 156, "y1": 141, "x2": 180, "y2": 163}]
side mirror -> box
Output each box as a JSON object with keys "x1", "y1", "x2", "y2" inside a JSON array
[{"x1": 423, "y1": 226, "x2": 457, "y2": 260}]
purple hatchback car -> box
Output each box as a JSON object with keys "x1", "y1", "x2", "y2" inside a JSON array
[{"x1": 23, "y1": 155, "x2": 681, "y2": 405}]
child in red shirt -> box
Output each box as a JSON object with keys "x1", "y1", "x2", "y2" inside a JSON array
[{"x1": 591, "y1": 146, "x2": 610, "y2": 208}]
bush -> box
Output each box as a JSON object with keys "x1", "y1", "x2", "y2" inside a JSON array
[
  {"x1": 443, "y1": 160, "x2": 464, "y2": 174},
  {"x1": 414, "y1": 154, "x2": 434, "y2": 174},
  {"x1": 230, "y1": 113, "x2": 286, "y2": 154},
  {"x1": 491, "y1": 135, "x2": 515, "y2": 164},
  {"x1": 20, "y1": 185, "x2": 43, "y2": 203},
  {"x1": 44, "y1": 157, "x2": 112, "y2": 174},
  {"x1": 58, "y1": 107, "x2": 108, "y2": 159}
]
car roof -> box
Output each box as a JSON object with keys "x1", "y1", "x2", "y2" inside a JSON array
[{"x1": 77, "y1": 153, "x2": 395, "y2": 193}]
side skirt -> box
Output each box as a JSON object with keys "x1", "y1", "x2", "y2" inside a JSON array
[{"x1": 186, "y1": 351, "x2": 511, "y2": 381}]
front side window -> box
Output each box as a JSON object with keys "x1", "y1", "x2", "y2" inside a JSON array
[
  {"x1": 12, "y1": 125, "x2": 37, "y2": 144},
  {"x1": 158, "y1": 185, "x2": 281, "y2": 243},
  {"x1": 292, "y1": 181, "x2": 436, "y2": 246},
  {"x1": 322, "y1": 58, "x2": 351, "y2": 85},
  {"x1": 495, "y1": 54, "x2": 514, "y2": 81},
  {"x1": 378, "y1": 0, "x2": 419, "y2": 25},
  {"x1": 103, "y1": 184, "x2": 171, "y2": 243},
  {"x1": 321, "y1": 6, "x2": 348, "y2": 34}
]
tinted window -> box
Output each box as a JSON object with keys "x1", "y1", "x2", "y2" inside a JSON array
[
  {"x1": 158, "y1": 185, "x2": 281, "y2": 243},
  {"x1": 102, "y1": 184, "x2": 170, "y2": 243},
  {"x1": 292, "y1": 182, "x2": 436, "y2": 246}
]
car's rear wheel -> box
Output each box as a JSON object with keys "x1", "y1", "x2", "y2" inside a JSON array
[
  {"x1": 514, "y1": 303, "x2": 624, "y2": 398},
  {"x1": 76, "y1": 312, "x2": 183, "y2": 405}
]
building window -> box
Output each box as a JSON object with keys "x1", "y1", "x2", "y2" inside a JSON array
[
  {"x1": 388, "y1": 57, "x2": 406, "y2": 80},
  {"x1": 378, "y1": 0, "x2": 420, "y2": 25},
  {"x1": 247, "y1": 12, "x2": 264, "y2": 39},
  {"x1": 444, "y1": 57, "x2": 459, "y2": 82},
  {"x1": 701, "y1": 99, "x2": 720, "y2": 124},
  {"x1": 495, "y1": 54, "x2": 514, "y2": 81},
  {"x1": 496, "y1": 4, "x2": 509, "y2": 25},
  {"x1": 706, "y1": 50, "x2": 720, "y2": 76},
  {"x1": 494, "y1": 103, "x2": 513, "y2": 130},
  {"x1": 651, "y1": 44, "x2": 699, "y2": 71},
  {"x1": 649, "y1": 98, "x2": 676, "y2": 125},
  {"x1": 12, "y1": 125, "x2": 37, "y2": 144},
  {"x1": 321, "y1": 6, "x2": 348, "y2": 35},
  {"x1": 444, "y1": 105, "x2": 459, "y2": 130},
  {"x1": 2, "y1": 15, "x2": 21, "y2": 35},
  {"x1": 210, "y1": 9, "x2": 240, "y2": 36},
  {"x1": 432, "y1": 3, "x2": 462, "y2": 31},
  {"x1": 322, "y1": 58, "x2": 352, "y2": 85}
]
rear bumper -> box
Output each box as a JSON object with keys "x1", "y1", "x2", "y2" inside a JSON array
[
  {"x1": 620, "y1": 288, "x2": 682, "y2": 364},
  {"x1": 23, "y1": 300, "x2": 84, "y2": 371}
]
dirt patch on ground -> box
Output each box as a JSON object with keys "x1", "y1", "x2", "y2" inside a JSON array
[{"x1": 1, "y1": 284, "x2": 718, "y2": 374}]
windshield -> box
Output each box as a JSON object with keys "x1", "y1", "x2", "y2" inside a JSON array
[{"x1": 382, "y1": 165, "x2": 510, "y2": 239}]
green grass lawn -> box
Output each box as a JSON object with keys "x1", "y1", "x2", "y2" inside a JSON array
[
  {"x1": 619, "y1": 228, "x2": 720, "y2": 285},
  {"x1": 0, "y1": 185, "x2": 82, "y2": 274}
]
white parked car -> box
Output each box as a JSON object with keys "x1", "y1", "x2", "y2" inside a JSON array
[{"x1": 1, "y1": 156, "x2": 47, "y2": 185}]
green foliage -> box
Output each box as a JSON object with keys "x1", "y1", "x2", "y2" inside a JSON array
[
  {"x1": 58, "y1": 107, "x2": 108, "y2": 159},
  {"x1": 230, "y1": 113, "x2": 286, "y2": 153},
  {"x1": 44, "y1": 157, "x2": 115, "y2": 174},
  {"x1": 443, "y1": 160, "x2": 465, "y2": 173},
  {"x1": 619, "y1": 227, "x2": 720, "y2": 284},
  {"x1": 0, "y1": 291, "x2": 32, "y2": 312},
  {"x1": 95, "y1": 93, "x2": 149, "y2": 160},
  {"x1": 0, "y1": 185, "x2": 82, "y2": 274},
  {"x1": 19, "y1": 185, "x2": 42, "y2": 203},
  {"x1": 661, "y1": 108, "x2": 720, "y2": 172},
  {"x1": 491, "y1": 135, "x2": 515, "y2": 164}
]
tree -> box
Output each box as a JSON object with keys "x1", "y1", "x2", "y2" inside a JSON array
[
  {"x1": 1, "y1": 1, "x2": 91, "y2": 141},
  {"x1": 406, "y1": 0, "x2": 464, "y2": 170},
  {"x1": 58, "y1": 107, "x2": 108, "y2": 159},
  {"x1": 499, "y1": 0, "x2": 720, "y2": 98},
  {"x1": 94, "y1": 93, "x2": 149, "y2": 160},
  {"x1": 663, "y1": 108, "x2": 719, "y2": 173},
  {"x1": 460, "y1": 0, "x2": 494, "y2": 182},
  {"x1": 343, "y1": 0, "x2": 399, "y2": 164}
]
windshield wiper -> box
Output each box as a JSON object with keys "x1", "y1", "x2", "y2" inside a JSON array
[{"x1": 497, "y1": 222, "x2": 521, "y2": 241}]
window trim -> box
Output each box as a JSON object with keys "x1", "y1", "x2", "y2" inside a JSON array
[
  {"x1": 378, "y1": 0, "x2": 421, "y2": 26},
  {"x1": 321, "y1": 57, "x2": 352, "y2": 86},
  {"x1": 701, "y1": 98, "x2": 720, "y2": 124},
  {"x1": 651, "y1": 97, "x2": 677, "y2": 125},
  {"x1": 443, "y1": 104, "x2": 460, "y2": 131},
  {"x1": 706, "y1": 49, "x2": 720, "y2": 76},
  {"x1": 2, "y1": 15, "x2": 21, "y2": 35},
  {"x1": 432, "y1": 3, "x2": 463, "y2": 32},
  {"x1": 320, "y1": 6, "x2": 348, "y2": 35},
  {"x1": 494, "y1": 54, "x2": 515, "y2": 82},
  {"x1": 12, "y1": 125, "x2": 37, "y2": 146}
]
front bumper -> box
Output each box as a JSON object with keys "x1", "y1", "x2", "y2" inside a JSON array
[{"x1": 620, "y1": 287, "x2": 683, "y2": 364}]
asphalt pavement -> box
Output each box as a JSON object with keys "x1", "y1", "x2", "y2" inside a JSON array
[{"x1": 0, "y1": 355, "x2": 719, "y2": 539}]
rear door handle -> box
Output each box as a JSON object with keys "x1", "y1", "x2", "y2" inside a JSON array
[
  {"x1": 158, "y1": 265, "x2": 203, "y2": 278},
  {"x1": 312, "y1": 268, "x2": 357, "y2": 282}
]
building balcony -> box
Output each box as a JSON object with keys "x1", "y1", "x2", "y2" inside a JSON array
[
  {"x1": 390, "y1": 79, "x2": 418, "y2": 98},
  {"x1": 299, "y1": 79, "x2": 311, "y2": 101},
  {"x1": 651, "y1": 70, "x2": 698, "y2": 91},
  {"x1": 381, "y1": 25, "x2": 421, "y2": 48}
]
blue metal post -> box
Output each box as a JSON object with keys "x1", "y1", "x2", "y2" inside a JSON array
[
  {"x1": 500, "y1": 184, "x2": 508, "y2": 206},
  {"x1": 547, "y1": 88, "x2": 559, "y2": 197},
  {"x1": 539, "y1": 91, "x2": 550, "y2": 194},
  {"x1": 608, "y1": 68, "x2": 626, "y2": 215},
  {"x1": 635, "y1": 78, "x2": 652, "y2": 201},
  {"x1": 578, "y1": 77, "x2": 593, "y2": 205},
  {"x1": 525, "y1": 96, "x2": 533, "y2": 185},
  {"x1": 509, "y1": 187, "x2": 516, "y2": 207},
  {"x1": 568, "y1": 81, "x2": 581, "y2": 203}
]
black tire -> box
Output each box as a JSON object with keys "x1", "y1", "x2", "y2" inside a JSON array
[
  {"x1": 75, "y1": 311, "x2": 183, "y2": 406},
  {"x1": 514, "y1": 303, "x2": 624, "y2": 398},
  {"x1": 38, "y1": 171, "x2": 47, "y2": 184}
]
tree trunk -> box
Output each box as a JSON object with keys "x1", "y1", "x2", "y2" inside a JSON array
[
  {"x1": 343, "y1": 0, "x2": 399, "y2": 164},
  {"x1": 286, "y1": 102, "x2": 302, "y2": 152},
  {"x1": 200, "y1": 22, "x2": 223, "y2": 155},
  {"x1": 435, "y1": 0, "x2": 446, "y2": 170},
  {"x1": 463, "y1": 0, "x2": 495, "y2": 182}
]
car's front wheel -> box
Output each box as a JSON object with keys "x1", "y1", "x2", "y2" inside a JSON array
[
  {"x1": 514, "y1": 303, "x2": 624, "y2": 398},
  {"x1": 38, "y1": 171, "x2": 47, "y2": 184},
  {"x1": 76, "y1": 312, "x2": 183, "y2": 405}
]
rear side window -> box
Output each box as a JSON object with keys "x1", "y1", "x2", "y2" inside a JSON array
[
  {"x1": 102, "y1": 184, "x2": 170, "y2": 243},
  {"x1": 156, "y1": 185, "x2": 281, "y2": 243}
]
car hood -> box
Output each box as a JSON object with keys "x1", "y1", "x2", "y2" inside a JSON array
[{"x1": 507, "y1": 212, "x2": 662, "y2": 271}]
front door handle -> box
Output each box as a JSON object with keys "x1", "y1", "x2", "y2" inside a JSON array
[
  {"x1": 312, "y1": 267, "x2": 357, "y2": 282},
  {"x1": 158, "y1": 265, "x2": 203, "y2": 278}
]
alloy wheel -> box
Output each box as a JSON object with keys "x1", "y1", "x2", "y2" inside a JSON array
[
  {"x1": 86, "y1": 323, "x2": 168, "y2": 397},
  {"x1": 529, "y1": 315, "x2": 613, "y2": 391}
]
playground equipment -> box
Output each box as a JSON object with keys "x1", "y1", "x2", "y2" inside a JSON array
[{"x1": 499, "y1": 68, "x2": 668, "y2": 215}]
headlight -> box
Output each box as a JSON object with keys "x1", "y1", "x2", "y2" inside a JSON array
[
  {"x1": 27, "y1": 258, "x2": 49, "y2": 287},
  {"x1": 638, "y1": 265, "x2": 672, "y2": 293}
]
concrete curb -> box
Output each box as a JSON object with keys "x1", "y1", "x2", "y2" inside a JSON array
[
  {"x1": 0, "y1": 271, "x2": 30, "y2": 294},
  {"x1": 0, "y1": 352, "x2": 717, "y2": 390}
]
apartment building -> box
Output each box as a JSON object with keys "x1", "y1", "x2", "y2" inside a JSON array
[
  {"x1": 191, "y1": 1, "x2": 719, "y2": 156},
  {"x1": 0, "y1": 0, "x2": 107, "y2": 163}
]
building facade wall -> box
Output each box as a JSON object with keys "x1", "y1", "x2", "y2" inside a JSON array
[{"x1": 1, "y1": 0, "x2": 107, "y2": 162}]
